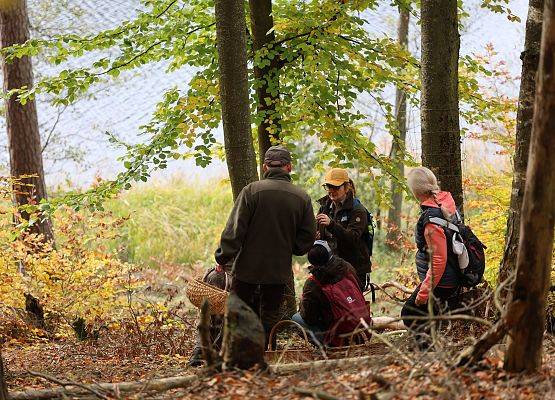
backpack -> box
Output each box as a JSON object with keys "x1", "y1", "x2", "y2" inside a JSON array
[
  {"x1": 428, "y1": 212, "x2": 487, "y2": 288},
  {"x1": 310, "y1": 272, "x2": 372, "y2": 346},
  {"x1": 351, "y1": 198, "x2": 375, "y2": 256}
]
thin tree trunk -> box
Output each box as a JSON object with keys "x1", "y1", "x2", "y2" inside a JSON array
[
  {"x1": 215, "y1": 0, "x2": 259, "y2": 200},
  {"x1": 504, "y1": 0, "x2": 555, "y2": 372},
  {"x1": 498, "y1": 0, "x2": 544, "y2": 288},
  {"x1": 386, "y1": 7, "x2": 409, "y2": 249},
  {"x1": 249, "y1": 0, "x2": 281, "y2": 173},
  {"x1": 420, "y1": 0, "x2": 464, "y2": 212},
  {"x1": 0, "y1": 348, "x2": 8, "y2": 400},
  {"x1": 0, "y1": 0, "x2": 53, "y2": 242}
]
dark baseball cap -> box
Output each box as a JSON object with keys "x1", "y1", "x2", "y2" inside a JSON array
[{"x1": 264, "y1": 145, "x2": 292, "y2": 167}]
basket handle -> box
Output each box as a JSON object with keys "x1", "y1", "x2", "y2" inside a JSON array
[
  {"x1": 267, "y1": 319, "x2": 310, "y2": 351},
  {"x1": 341, "y1": 320, "x2": 372, "y2": 357}
]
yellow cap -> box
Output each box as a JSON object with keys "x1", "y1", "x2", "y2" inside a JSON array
[{"x1": 323, "y1": 168, "x2": 350, "y2": 187}]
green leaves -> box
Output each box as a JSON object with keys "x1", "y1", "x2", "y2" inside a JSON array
[{"x1": 1, "y1": 0, "x2": 509, "y2": 212}]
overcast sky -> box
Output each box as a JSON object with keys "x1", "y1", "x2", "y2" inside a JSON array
[{"x1": 0, "y1": 0, "x2": 529, "y2": 188}]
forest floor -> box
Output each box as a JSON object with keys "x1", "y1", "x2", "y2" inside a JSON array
[{"x1": 3, "y1": 318, "x2": 555, "y2": 400}]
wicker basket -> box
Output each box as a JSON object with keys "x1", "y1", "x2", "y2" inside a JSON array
[{"x1": 186, "y1": 278, "x2": 228, "y2": 315}]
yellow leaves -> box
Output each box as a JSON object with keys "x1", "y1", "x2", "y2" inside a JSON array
[
  {"x1": 464, "y1": 169, "x2": 512, "y2": 285},
  {"x1": 0, "y1": 205, "x2": 145, "y2": 337}
]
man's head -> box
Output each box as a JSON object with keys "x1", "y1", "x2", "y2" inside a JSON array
[
  {"x1": 263, "y1": 145, "x2": 292, "y2": 173},
  {"x1": 307, "y1": 240, "x2": 332, "y2": 267}
]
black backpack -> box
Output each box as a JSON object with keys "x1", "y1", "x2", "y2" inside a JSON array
[
  {"x1": 429, "y1": 213, "x2": 487, "y2": 287},
  {"x1": 352, "y1": 198, "x2": 375, "y2": 257}
]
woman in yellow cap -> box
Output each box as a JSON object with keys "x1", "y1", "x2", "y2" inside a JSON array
[{"x1": 316, "y1": 168, "x2": 373, "y2": 290}]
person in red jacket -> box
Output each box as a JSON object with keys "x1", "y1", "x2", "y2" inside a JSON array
[{"x1": 401, "y1": 167, "x2": 462, "y2": 350}]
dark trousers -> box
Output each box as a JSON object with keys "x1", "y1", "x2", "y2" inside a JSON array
[
  {"x1": 401, "y1": 284, "x2": 460, "y2": 347},
  {"x1": 232, "y1": 279, "x2": 285, "y2": 347}
]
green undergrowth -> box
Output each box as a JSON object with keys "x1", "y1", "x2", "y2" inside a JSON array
[
  {"x1": 105, "y1": 179, "x2": 407, "y2": 284},
  {"x1": 106, "y1": 177, "x2": 233, "y2": 270}
]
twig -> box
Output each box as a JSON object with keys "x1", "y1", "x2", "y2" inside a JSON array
[
  {"x1": 27, "y1": 371, "x2": 109, "y2": 400},
  {"x1": 293, "y1": 387, "x2": 340, "y2": 400},
  {"x1": 358, "y1": 319, "x2": 414, "y2": 365},
  {"x1": 376, "y1": 281, "x2": 414, "y2": 294},
  {"x1": 456, "y1": 299, "x2": 526, "y2": 367},
  {"x1": 10, "y1": 374, "x2": 199, "y2": 400}
]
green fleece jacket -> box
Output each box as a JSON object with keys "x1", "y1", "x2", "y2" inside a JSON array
[{"x1": 215, "y1": 168, "x2": 316, "y2": 284}]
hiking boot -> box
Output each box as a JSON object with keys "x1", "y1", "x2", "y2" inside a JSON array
[{"x1": 187, "y1": 347, "x2": 204, "y2": 367}]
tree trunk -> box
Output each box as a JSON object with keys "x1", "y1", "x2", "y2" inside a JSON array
[
  {"x1": 0, "y1": 0, "x2": 53, "y2": 241},
  {"x1": 215, "y1": 0, "x2": 259, "y2": 200},
  {"x1": 0, "y1": 348, "x2": 8, "y2": 400},
  {"x1": 504, "y1": 0, "x2": 555, "y2": 372},
  {"x1": 498, "y1": 0, "x2": 544, "y2": 288},
  {"x1": 386, "y1": 7, "x2": 409, "y2": 249},
  {"x1": 249, "y1": 0, "x2": 281, "y2": 173},
  {"x1": 420, "y1": 0, "x2": 463, "y2": 212}
]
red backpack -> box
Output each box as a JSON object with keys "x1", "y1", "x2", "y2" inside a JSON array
[{"x1": 310, "y1": 272, "x2": 372, "y2": 346}]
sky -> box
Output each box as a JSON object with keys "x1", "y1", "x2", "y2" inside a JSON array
[{"x1": 0, "y1": 0, "x2": 529, "y2": 188}]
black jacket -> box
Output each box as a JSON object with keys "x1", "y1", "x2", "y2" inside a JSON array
[
  {"x1": 299, "y1": 256, "x2": 360, "y2": 328},
  {"x1": 317, "y1": 192, "x2": 371, "y2": 275},
  {"x1": 215, "y1": 168, "x2": 316, "y2": 284}
]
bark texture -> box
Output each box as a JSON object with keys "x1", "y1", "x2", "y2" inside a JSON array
[
  {"x1": 420, "y1": 0, "x2": 463, "y2": 211},
  {"x1": 222, "y1": 293, "x2": 266, "y2": 370},
  {"x1": 504, "y1": 0, "x2": 555, "y2": 372},
  {"x1": 386, "y1": 7, "x2": 409, "y2": 249},
  {"x1": 0, "y1": 0, "x2": 53, "y2": 241},
  {"x1": 215, "y1": 0, "x2": 258, "y2": 200},
  {"x1": 0, "y1": 348, "x2": 7, "y2": 400},
  {"x1": 249, "y1": 0, "x2": 281, "y2": 172},
  {"x1": 499, "y1": 0, "x2": 544, "y2": 287}
]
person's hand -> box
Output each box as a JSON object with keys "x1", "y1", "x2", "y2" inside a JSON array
[
  {"x1": 415, "y1": 297, "x2": 427, "y2": 306},
  {"x1": 315, "y1": 230, "x2": 321, "y2": 239},
  {"x1": 316, "y1": 213, "x2": 332, "y2": 226},
  {"x1": 215, "y1": 264, "x2": 225, "y2": 272}
]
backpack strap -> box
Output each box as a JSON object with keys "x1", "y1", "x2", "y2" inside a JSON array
[
  {"x1": 428, "y1": 217, "x2": 460, "y2": 233},
  {"x1": 308, "y1": 275, "x2": 322, "y2": 287}
]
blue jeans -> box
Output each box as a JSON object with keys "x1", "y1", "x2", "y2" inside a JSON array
[{"x1": 291, "y1": 313, "x2": 327, "y2": 345}]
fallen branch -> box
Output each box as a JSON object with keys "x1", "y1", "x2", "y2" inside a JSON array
[
  {"x1": 379, "y1": 281, "x2": 413, "y2": 294},
  {"x1": 293, "y1": 387, "x2": 340, "y2": 400},
  {"x1": 8, "y1": 374, "x2": 199, "y2": 400},
  {"x1": 368, "y1": 282, "x2": 413, "y2": 303},
  {"x1": 372, "y1": 316, "x2": 406, "y2": 331},
  {"x1": 27, "y1": 371, "x2": 109, "y2": 399},
  {"x1": 10, "y1": 354, "x2": 385, "y2": 399}
]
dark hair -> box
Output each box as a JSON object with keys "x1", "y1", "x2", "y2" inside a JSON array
[
  {"x1": 308, "y1": 245, "x2": 330, "y2": 266},
  {"x1": 347, "y1": 179, "x2": 356, "y2": 196}
]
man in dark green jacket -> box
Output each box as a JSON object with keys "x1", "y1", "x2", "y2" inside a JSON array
[{"x1": 215, "y1": 146, "x2": 316, "y2": 343}]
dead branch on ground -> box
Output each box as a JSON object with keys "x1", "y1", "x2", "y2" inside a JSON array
[
  {"x1": 10, "y1": 354, "x2": 387, "y2": 399},
  {"x1": 293, "y1": 387, "x2": 340, "y2": 400},
  {"x1": 27, "y1": 371, "x2": 109, "y2": 400}
]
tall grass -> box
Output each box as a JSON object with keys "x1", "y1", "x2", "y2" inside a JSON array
[
  {"x1": 105, "y1": 177, "x2": 408, "y2": 287},
  {"x1": 107, "y1": 177, "x2": 233, "y2": 269}
]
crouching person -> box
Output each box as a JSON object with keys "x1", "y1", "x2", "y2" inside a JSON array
[
  {"x1": 400, "y1": 167, "x2": 462, "y2": 350},
  {"x1": 292, "y1": 240, "x2": 372, "y2": 347},
  {"x1": 187, "y1": 264, "x2": 231, "y2": 367}
]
